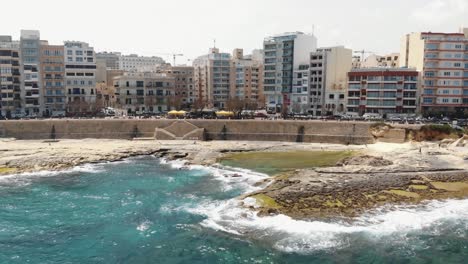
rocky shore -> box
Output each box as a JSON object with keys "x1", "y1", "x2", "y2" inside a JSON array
[
  {"x1": 241, "y1": 140, "x2": 468, "y2": 219},
  {"x1": 1, "y1": 137, "x2": 468, "y2": 220}
]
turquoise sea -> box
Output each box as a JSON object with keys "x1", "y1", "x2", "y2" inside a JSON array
[{"x1": 0, "y1": 156, "x2": 467, "y2": 263}]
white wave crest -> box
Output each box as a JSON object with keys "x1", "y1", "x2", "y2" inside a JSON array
[
  {"x1": 189, "y1": 197, "x2": 468, "y2": 253},
  {"x1": 0, "y1": 162, "x2": 106, "y2": 187}
]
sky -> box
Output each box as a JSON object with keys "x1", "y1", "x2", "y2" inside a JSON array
[{"x1": 2, "y1": 0, "x2": 467, "y2": 65}]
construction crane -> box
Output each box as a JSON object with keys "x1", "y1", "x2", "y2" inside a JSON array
[
  {"x1": 353, "y1": 50, "x2": 374, "y2": 61},
  {"x1": 153, "y1": 53, "x2": 184, "y2": 66}
]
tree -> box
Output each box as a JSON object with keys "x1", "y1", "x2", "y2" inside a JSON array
[
  {"x1": 193, "y1": 97, "x2": 207, "y2": 112},
  {"x1": 144, "y1": 95, "x2": 156, "y2": 112},
  {"x1": 168, "y1": 95, "x2": 183, "y2": 110},
  {"x1": 226, "y1": 97, "x2": 246, "y2": 118}
]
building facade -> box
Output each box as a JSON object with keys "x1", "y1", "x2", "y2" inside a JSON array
[
  {"x1": 291, "y1": 64, "x2": 309, "y2": 113},
  {"x1": 360, "y1": 53, "x2": 400, "y2": 68},
  {"x1": 230, "y1": 48, "x2": 264, "y2": 107},
  {"x1": 118, "y1": 54, "x2": 165, "y2": 72},
  {"x1": 64, "y1": 41, "x2": 97, "y2": 115},
  {"x1": 20, "y1": 30, "x2": 42, "y2": 116},
  {"x1": 0, "y1": 36, "x2": 21, "y2": 118},
  {"x1": 192, "y1": 48, "x2": 231, "y2": 109},
  {"x1": 40, "y1": 43, "x2": 65, "y2": 116},
  {"x1": 96, "y1": 52, "x2": 120, "y2": 70},
  {"x1": 160, "y1": 66, "x2": 195, "y2": 108},
  {"x1": 114, "y1": 72, "x2": 175, "y2": 114},
  {"x1": 346, "y1": 68, "x2": 418, "y2": 116},
  {"x1": 309, "y1": 46, "x2": 352, "y2": 116},
  {"x1": 400, "y1": 29, "x2": 468, "y2": 115},
  {"x1": 263, "y1": 32, "x2": 317, "y2": 112}
]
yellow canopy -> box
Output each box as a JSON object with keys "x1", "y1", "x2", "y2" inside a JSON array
[
  {"x1": 168, "y1": 110, "x2": 186, "y2": 116},
  {"x1": 216, "y1": 111, "x2": 234, "y2": 116}
]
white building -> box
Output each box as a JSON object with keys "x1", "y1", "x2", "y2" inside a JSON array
[
  {"x1": 309, "y1": 46, "x2": 352, "y2": 116},
  {"x1": 64, "y1": 41, "x2": 97, "y2": 114},
  {"x1": 118, "y1": 54, "x2": 165, "y2": 72},
  {"x1": 263, "y1": 32, "x2": 317, "y2": 112},
  {"x1": 360, "y1": 53, "x2": 400, "y2": 68}
]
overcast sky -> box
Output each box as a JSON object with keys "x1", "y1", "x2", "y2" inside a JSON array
[{"x1": 2, "y1": 0, "x2": 467, "y2": 64}]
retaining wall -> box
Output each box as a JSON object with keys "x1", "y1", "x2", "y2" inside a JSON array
[{"x1": 0, "y1": 119, "x2": 375, "y2": 144}]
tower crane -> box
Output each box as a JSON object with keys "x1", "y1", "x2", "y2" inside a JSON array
[{"x1": 153, "y1": 53, "x2": 184, "y2": 66}]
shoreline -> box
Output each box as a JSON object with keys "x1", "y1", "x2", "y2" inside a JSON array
[{"x1": 1, "y1": 138, "x2": 468, "y2": 220}]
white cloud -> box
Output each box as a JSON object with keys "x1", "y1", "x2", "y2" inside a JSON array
[{"x1": 411, "y1": 0, "x2": 467, "y2": 24}]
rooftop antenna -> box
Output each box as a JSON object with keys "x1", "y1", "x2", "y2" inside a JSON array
[
  {"x1": 312, "y1": 25, "x2": 315, "y2": 35},
  {"x1": 213, "y1": 39, "x2": 216, "y2": 48}
]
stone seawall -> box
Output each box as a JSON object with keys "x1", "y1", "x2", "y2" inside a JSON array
[{"x1": 0, "y1": 119, "x2": 375, "y2": 144}]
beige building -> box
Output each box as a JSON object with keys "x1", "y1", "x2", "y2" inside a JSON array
[
  {"x1": 230, "y1": 48, "x2": 264, "y2": 108},
  {"x1": 400, "y1": 28, "x2": 468, "y2": 114},
  {"x1": 40, "y1": 43, "x2": 65, "y2": 116},
  {"x1": 159, "y1": 66, "x2": 195, "y2": 109},
  {"x1": 113, "y1": 72, "x2": 175, "y2": 114},
  {"x1": 0, "y1": 36, "x2": 21, "y2": 118}
]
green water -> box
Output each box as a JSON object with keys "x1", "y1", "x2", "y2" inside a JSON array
[{"x1": 0, "y1": 157, "x2": 467, "y2": 263}]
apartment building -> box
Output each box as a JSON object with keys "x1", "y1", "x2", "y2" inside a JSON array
[
  {"x1": 113, "y1": 72, "x2": 175, "y2": 114},
  {"x1": 263, "y1": 32, "x2": 317, "y2": 112},
  {"x1": 160, "y1": 66, "x2": 195, "y2": 108},
  {"x1": 96, "y1": 52, "x2": 120, "y2": 70},
  {"x1": 308, "y1": 46, "x2": 352, "y2": 116},
  {"x1": 40, "y1": 43, "x2": 65, "y2": 116},
  {"x1": 192, "y1": 48, "x2": 231, "y2": 109},
  {"x1": 346, "y1": 68, "x2": 418, "y2": 116},
  {"x1": 20, "y1": 30, "x2": 42, "y2": 116},
  {"x1": 291, "y1": 64, "x2": 309, "y2": 113},
  {"x1": 64, "y1": 41, "x2": 97, "y2": 115},
  {"x1": 0, "y1": 36, "x2": 21, "y2": 117},
  {"x1": 119, "y1": 54, "x2": 165, "y2": 72},
  {"x1": 230, "y1": 48, "x2": 264, "y2": 107},
  {"x1": 400, "y1": 29, "x2": 468, "y2": 115}
]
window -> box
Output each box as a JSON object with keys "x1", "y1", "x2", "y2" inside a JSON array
[
  {"x1": 67, "y1": 50, "x2": 73, "y2": 55},
  {"x1": 454, "y1": 63, "x2": 461, "y2": 67},
  {"x1": 329, "y1": 94, "x2": 334, "y2": 99},
  {"x1": 136, "y1": 81, "x2": 144, "y2": 88},
  {"x1": 423, "y1": 98, "x2": 433, "y2": 103},
  {"x1": 443, "y1": 72, "x2": 451, "y2": 76},
  {"x1": 75, "y1": 50, "x2": 83, "y2": 56}
]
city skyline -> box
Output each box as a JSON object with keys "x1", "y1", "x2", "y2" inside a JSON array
[{"x1": 2, "y1": 0, "x2": 467, "y2": 64}]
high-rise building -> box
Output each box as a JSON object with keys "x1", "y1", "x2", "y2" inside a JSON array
[
  {"x1": 192, "y1": 48, "x2": 231, "y2": 109},
  {"x1": 400, "y1": 29, "x2": 468, "y2": 114},
  {"x1": 64, "y1": 41, "x2": 97, "y2": 115},
  {"x1": 346, "y1": 68, "x2": 418, "y2": 116},
  {"x1": 291, "y1": 64, "x2": 309, "y2": 114},
  {"x1": 0, "y1": 36, "x2": 21, "y2": 118},
  {"x1": 20, "y1": 30, "x2": 42, "y2": 116},
  {"x1": 113, "y1": 72, "x2": 175, "y2": 114},
  {"x1": 40, "y1": 43, "x2": 65, "y2": 116},
  {"x1": 230, "y1": 48, "x2": 264, "y2": 107},
  {"x1": 263, "y1": 32, "x2": 317, "y2": 112},
  {"x1": 309, "y1": 46, "x2": 352, "y2": 116}
]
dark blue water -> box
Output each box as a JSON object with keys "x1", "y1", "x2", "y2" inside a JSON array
[{"x1": 0, "y1": 157, "x2": 467, "y2": 263}]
